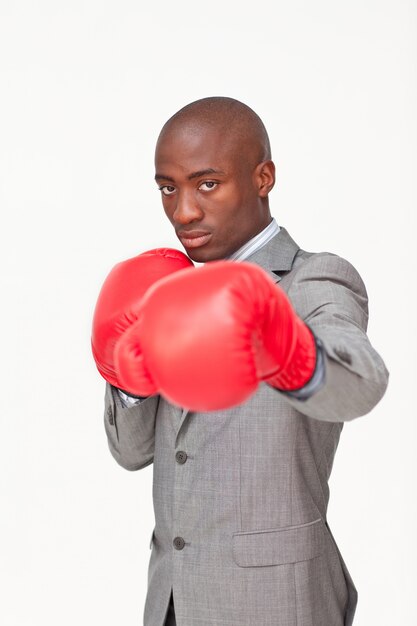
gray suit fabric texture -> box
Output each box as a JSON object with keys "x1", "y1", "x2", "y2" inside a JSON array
[{"x1": 103, "y1": 227, "x2": 389, "y2": 626}]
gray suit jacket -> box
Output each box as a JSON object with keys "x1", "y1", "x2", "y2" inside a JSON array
[{"x1": 103, "y1": 227, "x2": 389, "y2": 626}]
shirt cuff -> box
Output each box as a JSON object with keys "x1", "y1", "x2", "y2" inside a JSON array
[{"x1": 117, "y1": 388, "x2": 145, "y2": 408}]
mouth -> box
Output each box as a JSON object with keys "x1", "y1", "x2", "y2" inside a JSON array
[{"x1": 177, "y1": 231, "x2": 213, "y2": 249}]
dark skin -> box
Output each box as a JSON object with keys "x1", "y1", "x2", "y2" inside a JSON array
[{"x1": 154, "y1": 122, "x2": 276, "y2": 263}]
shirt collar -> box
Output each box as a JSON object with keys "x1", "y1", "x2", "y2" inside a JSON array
[{"x1": 225, "y1": 218, "x2": 280, "y2": 262}]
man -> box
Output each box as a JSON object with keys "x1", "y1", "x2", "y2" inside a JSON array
[{"x1": 92, "y1": 97, "x2": 389, "y2": 626}]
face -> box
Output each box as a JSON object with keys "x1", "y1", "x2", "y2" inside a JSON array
[{"x1": 154, "y1": 125, "x2": 274, "y2": 262}]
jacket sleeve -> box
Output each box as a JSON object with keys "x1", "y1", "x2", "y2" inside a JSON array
[
  {"x1": 103, "y1": 381, "x2": 159, "y2": 470},
  {"x1": 278, "y1": 252, "x2": 389, "y2": 422}
]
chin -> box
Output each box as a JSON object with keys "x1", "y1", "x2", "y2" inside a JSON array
[{"x1": 180, "y1": 244, "x2": 219, "y2": 263}]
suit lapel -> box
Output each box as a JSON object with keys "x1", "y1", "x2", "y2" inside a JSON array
[{"x1": 244, "y1": 226, "x2": 300, "y2": 282}]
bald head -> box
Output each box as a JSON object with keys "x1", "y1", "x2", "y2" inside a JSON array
[
  {"x1": 156, "y1": 97, "x2": 271, "y2": 166},
  {"x1": 154, "y1": 96, "x2": 275, "y2": 262}
]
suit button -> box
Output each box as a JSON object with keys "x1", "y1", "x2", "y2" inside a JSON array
[
  {"x1": 173, "y1": 537, "x2": 185, "y2": 550},
  {"x1": 175, "y1": 451, "x2": 187, "y2": 464},
  {"x1": 107, "y1": 406, "x2": 114, "y2": 425}
]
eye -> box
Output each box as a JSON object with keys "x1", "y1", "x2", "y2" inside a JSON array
[
  {"x1": 199, "y1": 181, "x2": 218, "y2": 192},
  {"x1": 158, "y1": 185, "x2": 176, "y2": 196}
]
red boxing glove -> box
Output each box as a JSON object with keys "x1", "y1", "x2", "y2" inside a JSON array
[
  {"x1": 114, "y1": 260, "x2": 317, "y2": 411},
  {"x1": 91, "y1": 248, "x2": 194, "y2": 394}
]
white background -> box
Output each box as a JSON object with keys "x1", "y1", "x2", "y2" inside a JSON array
[{"x1": 1, "y1": 1, "x2": 416, "y2": 624}]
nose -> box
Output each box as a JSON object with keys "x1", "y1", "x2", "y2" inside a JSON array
[{"x1": 172, "y1": 190, "x2": 204, "y2": 225}]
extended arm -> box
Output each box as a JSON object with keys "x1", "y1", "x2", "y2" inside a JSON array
[{"x1": 279, "y1": 253, "x2": 389, "y2": 421}]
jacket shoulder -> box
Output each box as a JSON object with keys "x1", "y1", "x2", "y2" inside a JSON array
[{"x1": 290, "y1": 249, "x2": 368, "y2": 296}]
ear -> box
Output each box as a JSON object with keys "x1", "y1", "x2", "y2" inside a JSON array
[{"x1": 254, "y1": 160, "x2": 276, "y2": 198}]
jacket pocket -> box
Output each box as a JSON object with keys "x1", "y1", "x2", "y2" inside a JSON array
[{"x1": 232, "y1": 517, "x2": 324, "y2": 567}]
